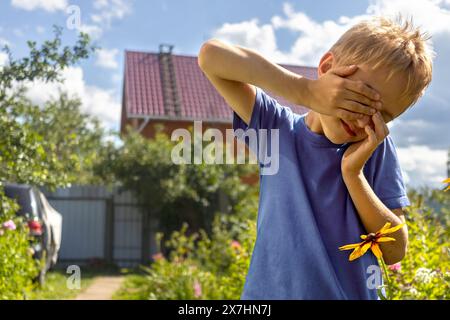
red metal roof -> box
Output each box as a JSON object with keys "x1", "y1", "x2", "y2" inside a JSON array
[{"x1": 123, "y1": 50, "x2": 317, "y2": 122}]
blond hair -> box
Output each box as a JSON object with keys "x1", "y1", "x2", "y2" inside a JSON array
[{"x1": 329, "y1": 15, "x2": 434, "y2": 107}]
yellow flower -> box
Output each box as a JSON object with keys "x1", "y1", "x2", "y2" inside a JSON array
[
  {"x1": 339, "y1": 222, "x2": 405, "y2": 261},
  {"x1": 443, "y1": 178, "x2": 450, "y2": 191}
]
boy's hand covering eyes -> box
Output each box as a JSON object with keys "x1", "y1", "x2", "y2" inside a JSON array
[
  {"x1": 307, "y1": 65, "x2": 382, "y2": 123},
  {"x1": 341, "y1": 111, "x2": 389, "y2": 175}
]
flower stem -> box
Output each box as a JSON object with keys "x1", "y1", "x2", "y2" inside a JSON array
[{"x1": 379, "y1": 257, "x2": 392, "y2": 300}]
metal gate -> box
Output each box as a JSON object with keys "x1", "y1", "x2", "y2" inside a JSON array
[{"x1": 45, "y1": 185, "x2": 158, "y2": 267}]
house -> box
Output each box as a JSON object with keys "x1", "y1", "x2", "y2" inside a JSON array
[{"x1": 120, "y1": 44, "x2": 318, "y2": 137}]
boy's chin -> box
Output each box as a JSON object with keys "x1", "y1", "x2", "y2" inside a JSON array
[
  {"x1": 327, "y1": 135, "x2": 349, "y2": 144},
  {"x1": 326, "y1": 132, "x2": 365, "y2": 145}
]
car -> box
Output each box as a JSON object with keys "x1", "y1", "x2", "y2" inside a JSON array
[{"x1": 3, "y1": 183, "x2": 63, "y2": 283}]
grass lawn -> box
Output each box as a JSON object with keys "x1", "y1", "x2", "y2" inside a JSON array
[
  {"x1": 27, "y1": 269, "x2": 95, "y2": 300},
  {"x1": 28, "y1": 266, "x2": 121, "y2": 300},
  {"x1": 112, "y1": 274, "x2": 147, "y2": 300}
]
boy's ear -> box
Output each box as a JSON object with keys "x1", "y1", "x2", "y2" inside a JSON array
[{"x1": 318, "y1": 52, "x2": 334, "y2": 76}]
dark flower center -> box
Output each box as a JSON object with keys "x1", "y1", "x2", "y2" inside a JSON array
[{"x1": 366, "y1": 233, "x2": 377, "y2": 241}]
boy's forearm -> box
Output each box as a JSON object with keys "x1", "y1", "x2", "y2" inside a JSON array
[
  {"x1": 198, "y1": 39, "x2": 311, "y2": 106},
  {"x1": 342, "y1": 170, "x2": 408, "y2": 265}
]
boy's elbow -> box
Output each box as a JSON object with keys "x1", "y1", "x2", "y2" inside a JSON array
[
  {"x1": 198, "y1": 39, "x2": 223, "y2": 73},
  {"x1": 384, "y1": 250, "x2": 405, "y2": 265},
  {"x1": 384, "y1": 238, "x2": 408, "y2": 265}
]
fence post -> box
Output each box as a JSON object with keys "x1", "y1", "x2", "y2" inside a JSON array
[
  {"x1": 141, "y1": 209, "x2": 151, "y2": 265},
  {"x1": 104, "y1": 196, "x2": 114, "y2": 265}
]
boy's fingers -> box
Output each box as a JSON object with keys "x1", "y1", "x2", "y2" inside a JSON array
[
  {"x1": 337, "y1": 109, "x2": 365, "y2": 122},
  {"x1": 343, "y1": 90, "x2": 380, "y2": 111},
  {"x1": 356, "y1": 116, "x2": 371, "y2": 128},
  {"x1": 331, "y1": 65, "x2": 358, "y2": 77},
  {"x1": 342, "y1": 100, "x2": 375, "y2": 116},
  {"x1": 364, "y1": 125, "x2": 377, "y2": 145},
  {"x1": 344, "y1": 79, "x2": 380, "y2": 101},
  {"x1": 372, "y1": 112, "x2": 389, "y2": 138}
]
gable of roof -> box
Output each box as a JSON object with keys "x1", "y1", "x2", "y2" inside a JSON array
[{"x1": 123, "y1": 50, "x2": 317, "y2": 123}]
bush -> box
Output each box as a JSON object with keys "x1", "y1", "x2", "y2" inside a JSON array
[
  {"x1": 390, "y1": 189, "x2": 450, "y2": 300},
  {"x1": 115, "y1": 192, "x2": 258, "y2": 300},
  {"x1": 0, "y1": 193, "x2": 39, "y2": 299}
]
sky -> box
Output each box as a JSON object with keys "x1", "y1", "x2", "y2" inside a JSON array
[{"x1": 0, "y1": 0, "x2": 449, "y2": 189}]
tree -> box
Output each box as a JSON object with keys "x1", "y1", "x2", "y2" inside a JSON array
[
  {"x1": 0, "y1": 26, "x2": 95, "y2": 189},
  {"x1": 13, "y1": 93, "x2": 110, "y2": 186}
]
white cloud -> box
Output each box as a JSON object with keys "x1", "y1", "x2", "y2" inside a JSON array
[
  {"x1": 91, "y1": 0, "x2": 131, "y2": 26},
  {"x1": 112, "y1": 72, "x2": 122, "y2": 83},
  {"x1": 96, "y1": 48, "x2": 119, "y2": 69},
  {"x1": 213, "y1": 19, "x2": 282, "y2": 60},
  {"x1": 272, "y1": 4, "x2": 370, "y2": 65},
  {"x1": 79, "y1": 0, "x2": 132, "y2": 40},
  {"x1": 79, "y1": 24, "x2": 104, "y2": 40},
  {"x1": 0, "y1": 37, "x2": 10, "y2": 47},
  {"x1": 11, "y1": 0, "x2": 68, "y2": 12},
  {"x1": 212, "y1": 3, "x2": 369, "y2": 65},
  {"x1": 397, "y1": 146, "x2": 448, "y2": 189},
  {"x1": 22, "y1": 67, "x2": 120, "y2": 130},
  {"x1": 93, "y1": 0, "x2": 109, "y2": 8},
  {"x1": 0, "y1": 39, "x2": 10, "y2": 70},
  {"x1": 211, "y1": 0, "x2": 449, "y2": 65},
  {"x1": 36, "y1": 26, "x2": 46, "y2": 34},
  {"x1": 0, "y1": 52, "x2": 8, "y2": 67},
  {"x1": 388, "y1": 91, "x2": 450, "y2": 150},
  {"x1": 367, "y1": 0, "x2": 450, "y2": 35}
]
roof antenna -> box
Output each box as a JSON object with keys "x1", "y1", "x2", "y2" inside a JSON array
[{"x1": 159, "y1": 44, "x2": 174, "y2": 54}]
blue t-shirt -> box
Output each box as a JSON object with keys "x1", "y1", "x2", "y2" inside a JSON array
[{"x1": 233, "y1": 88, "x2": 410, "y2": 300}]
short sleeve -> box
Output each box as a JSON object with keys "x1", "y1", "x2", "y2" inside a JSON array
[
  {"x1": 232, "y1": 88, "x2": 294, "y2": 171},
  {"x1": 232, "y1": 88, "x2": 294, "y2": 174},
  {"x1": 368, "y1": 136, "x2": 410, "y2": 210},
  {"x1": 233, "y1": 87, "x2": 294, "y2": 132}
]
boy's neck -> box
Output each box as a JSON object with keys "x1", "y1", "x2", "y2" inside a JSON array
[{"x1": 305, "y1": 111, "x2": 325, "y2": 135}]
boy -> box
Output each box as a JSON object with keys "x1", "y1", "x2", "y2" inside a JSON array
[{"x1": 198, "y1": 16, "x2": 433, "y2": 299}]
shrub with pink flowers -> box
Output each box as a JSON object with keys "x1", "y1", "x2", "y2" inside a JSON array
[
  {"x1": 0, "y1": 191, "x2": 39, "y2": 299},
  {"x1": 114, "y1": 192, "x2": 258, "y2": 300},
  {"x1": 389, "y1": 189, "x2": 450, "y2": 300}
]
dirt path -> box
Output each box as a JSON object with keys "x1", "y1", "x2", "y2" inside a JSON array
[{"x1": 75, "y1": 276, "x2": 124, "y2": 300}]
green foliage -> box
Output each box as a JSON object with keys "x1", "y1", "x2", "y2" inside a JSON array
[
  {"x1": 28, "y1": 268, "x2": 102, "y2": 300},
  {"x1": 12, "y1": 93, "x2": 109, "y2": 186},
  {"x1": 0, "y1": 26, "x2": 92, "y2": 98},
  {"x1": 0, "y1": 28, "x2": 96, "y2": 190},
  {"x1": 114, "y1": 192, "x2": 258, "y2": 300},
  {"x1": 0, "y1": 192, "x2": 39, "y2": 299},
  {"x1": 116, "y1": 189, "x2": 449, "y2": 300},
  {"x1": 389, "y1": 189, "x2": 450, "y2": 300}
]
